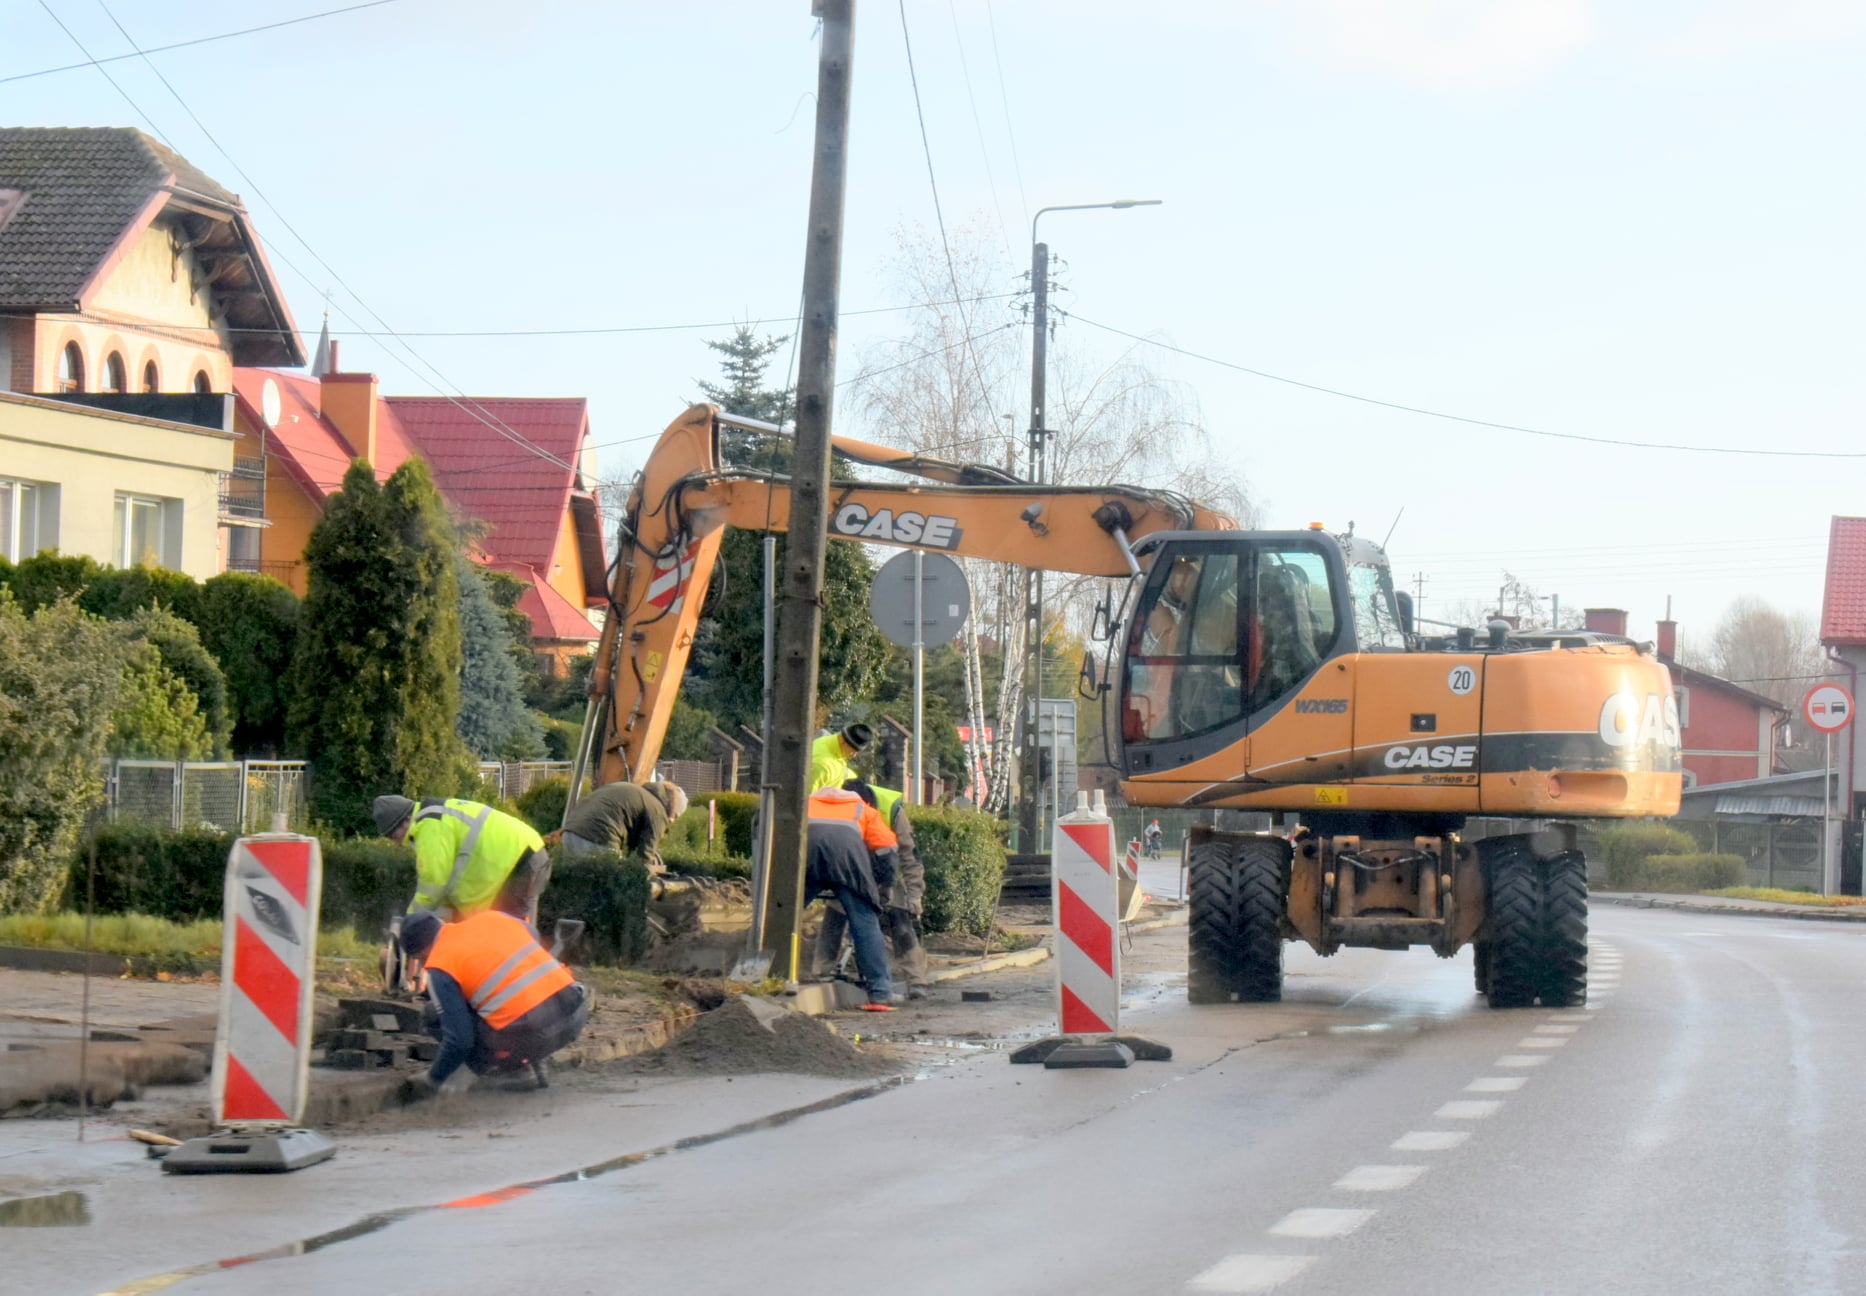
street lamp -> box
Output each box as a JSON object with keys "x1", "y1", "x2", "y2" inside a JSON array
[{"x1": 1017, "y1": 198, "x2": 1162, "y2": 853}]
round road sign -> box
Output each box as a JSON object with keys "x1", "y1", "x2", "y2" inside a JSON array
[
  {"x1": 1802, "y1": 682, "x2": 1855, "y2": 734},
  {"x1": 869, "y1": 551, "x2": 970, "y2": 649}
]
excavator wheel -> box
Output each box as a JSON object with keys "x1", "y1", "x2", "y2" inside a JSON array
[
  {"x1": 1187, "y1": 835, "x2": 1287, "y2": 1004},
  {"x1": 1538, "y1": 850, "x2": 1588, "y2": 1007},
  {"x1": 1481, "y1": 841, "x2": 1542, "y2": 1008},
  {"x1": 1472, "y1": 940, "x2": 1492, "y2": 995}
]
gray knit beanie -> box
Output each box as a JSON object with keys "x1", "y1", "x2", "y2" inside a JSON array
[{"x1": 372, "y1": 795, "x2": 415, "y2": 838}]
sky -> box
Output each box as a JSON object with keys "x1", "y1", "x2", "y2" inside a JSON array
[{"x1": 5, "y1": 0, "x2": 1862, "y2": 651}]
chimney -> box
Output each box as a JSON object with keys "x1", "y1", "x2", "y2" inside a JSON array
[
  {"x1": 1655, "y1": 619, "x2": 1676, "y2": 661},
  {"x1": 1584, "y1": 607, "x2": 1628, "y2": 637},
  {"x1": 319, "y1": 356, "x2": 380, "y2": 466}
]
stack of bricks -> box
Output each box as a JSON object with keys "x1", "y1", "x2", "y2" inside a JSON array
[{"x1": 322, "y1": 998, "x2": 439, "y2": 1070}]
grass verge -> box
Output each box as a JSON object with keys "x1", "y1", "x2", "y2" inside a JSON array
[
  {"x1": 1705, "y1": 887, "x2": 1866, "y2": 908},
  {"x1": 0, "y1": 912, "x2": 381, "y2": 977}
]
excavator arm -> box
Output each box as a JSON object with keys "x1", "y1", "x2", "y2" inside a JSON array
[{"x1": 572, "y1": 404, "x2": 1235, "y2": 791}]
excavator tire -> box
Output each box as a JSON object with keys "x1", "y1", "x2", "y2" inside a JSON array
[
  {"x1": 1188, "y1": 836, "x2": 1287, "y2": 1004},
  {"x1": 1481, "y1": 841, "x2": 1542, "y2": 1008},
  {"x1": 1538, "y1": 850, "x2": 1588, "y2": 1007}
]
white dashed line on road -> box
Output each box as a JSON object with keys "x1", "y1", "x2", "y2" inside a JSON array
[
  {"x1": 1534, "y1": 1024, "x2": 1582, "y2": 1035},
  {"x1": 1392, "y1": 1130, "x2": 1470, "y2": 1151},
  {"x1": 1466, "y1": 1076, "x2": 1526, "y2": 1093},
  {"x1": 1495, "y1": 1054, "x2": 1550, "y2": 1067},
  {"x1": 1187, "y1": 1254, "x2": 1315, "y2": 1292},
  {"x1": 1269, "y1": 1208, "x2": 1376, "y2": 1239},
  {"x1": 1516, "y1": 1036, "x2": 1568, "y2": 1049},
  {"x1": 1434, "y1": 1100, "x2": 1503, "y2": 1119},
  {"x1": 1334, "y1": 1164, "x2": 1427, "y2": 1191}
]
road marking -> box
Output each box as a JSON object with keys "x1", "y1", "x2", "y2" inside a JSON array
[
  {"x1": 1533, "y1": 1024, "x2": 1581, "y2": 1035},
  {"x1": 1517, "y1": 1037, "x2": 1568, "y2": 1049},
  {"x1": 1187, "y1": 1254, "x2": 1315, "y2": 1292},
  {"x1": 1547, "y1": 1013, "x2": 1590, "y2": 1022},
  {"x1": 1495, "y1": 1054, "x2": 1550, "y2": 1067},
  {"x1": 1435, "y1": 1100, "x2": 1502, "y2": 1119},
  {"x1": 1269, "y1": 1208, "x2": 1375, "y2": 1238},
  {"x1": 1334, "y1": 1164, "x2": 1427, "y2": 1191},
  {"x1": 1393, "y1": 1130, "x2": 1470, "y2": 1151},
  {"x1": 1466, "y1": 1076, "x2": 1526, "y2": 1093}
]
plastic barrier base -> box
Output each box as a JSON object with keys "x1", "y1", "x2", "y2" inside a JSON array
[{"x1": 162, "y1": 1128, "x2": 336, "y2": 1174}]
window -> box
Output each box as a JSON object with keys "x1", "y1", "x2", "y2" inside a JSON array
[
  {"x1": 142, "y1": 360, "x2": 159, "y2": 393},
  {"x1": 192, "y1": 370, "x2": 212, "y2": 395},
  {"x1": 112, "y1": 493, "x2": 176, "y2": 568},
  {"x1": 1674, "y1": 686, "x2": 1690, "y2": 729},
  {"x1": 1, "y1": 478, "x2": 56, "y2": 561},
  {"x1": 1123, "y1": 541, "x2": 1343, "y2": 745},
  {"x1": 222, "y1": 524, "x2": 262, "y2": 573},
  {"x1": 103, "y1": 351, "x2": 127, "y2": 393},
  {"x1": 57, "y1": 342, "x2": 84, "y2": 392}
]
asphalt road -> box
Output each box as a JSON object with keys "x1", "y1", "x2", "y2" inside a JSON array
[{"x1": 158, "y1": 904, "x2": 1866, "y2": 1296}]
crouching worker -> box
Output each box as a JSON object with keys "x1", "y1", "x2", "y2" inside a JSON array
[
  {"x1": 559, "y1": 779, "x2": 689, "y2": 870},
  {"x1": 807, "y1": 783, "x2": 899, "y2": 1012},
  {"x1": 816, "y1": 780, "x2": 927, "y2": 988},
  {"x1": 397, "y1": 910, "x2": 590, "y2": 1094}
]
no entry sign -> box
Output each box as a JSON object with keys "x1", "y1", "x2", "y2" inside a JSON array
[{"x1": 1803, "y1": 683, "x2": 1855, "y2": 734}]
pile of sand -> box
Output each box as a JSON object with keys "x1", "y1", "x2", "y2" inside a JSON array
[{"x1": 628, "y1": 997, "x2": 897, "y2": 1079}]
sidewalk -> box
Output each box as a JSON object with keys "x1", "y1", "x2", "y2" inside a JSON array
[{"x1": 1591, "y1": 890, "x2": 1866, "y2": 923}]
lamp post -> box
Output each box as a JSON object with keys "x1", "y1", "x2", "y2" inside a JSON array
[{"x1": 1017, "y1": 199, "x2": 1161, "y2": 853}]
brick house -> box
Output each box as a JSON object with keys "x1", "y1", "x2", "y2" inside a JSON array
[
  {"x1": 230, "y1": 362, "x2": 606, "y2": 671},
  {"x1": 1819, "y1": 516, "x2": 1866, "y2": 831}
]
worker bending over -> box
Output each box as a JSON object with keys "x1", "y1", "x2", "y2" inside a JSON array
[
  {"x1": 398, "y1": 910, "x2": 590, "y2": 1093},
  {"x1": 374, "y1": 794, "x2": 551, "y2": 926},
  {"x1": 816, "y1": 780, "x2": 927, "y2": 988},
  {"x1": 560, "y1": 780, "x2": 689, "y2": 869},
  {"x1": 807, "y1": 783, "x2": 899, "y2": 1012},
  {"x1": 807, "y1": 722, "x2": 874, "y2": 792}
]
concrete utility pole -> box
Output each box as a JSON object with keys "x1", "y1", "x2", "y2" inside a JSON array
[{"x1": 761, "y1": 0, "x2": 855, "y2": 980}]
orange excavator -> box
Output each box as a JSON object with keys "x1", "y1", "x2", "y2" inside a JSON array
[{"x1": 572, "y1": 405, "x2": 1682, "y2": 1008}]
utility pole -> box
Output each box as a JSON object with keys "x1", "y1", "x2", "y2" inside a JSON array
[
  {"x1": 760, "y1": 0, "x2": 855, "y2": 980},
  {"x1": 1016, "y1": 237, "x2": 1050, "y2": 852}
]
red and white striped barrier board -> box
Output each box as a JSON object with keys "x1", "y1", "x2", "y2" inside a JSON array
[
  {"x1": 212, "y1": 835, "x2": 323, "y2": 1127},
  {"x1": 1052, "y1": 802, "x2": 1120, "y2": 1036},
  {"x1": 1121, "y1": 838, "x2": 1141, "y2": 883}
]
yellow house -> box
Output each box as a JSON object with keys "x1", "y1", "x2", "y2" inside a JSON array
[{"x1": 0, "y1": 127, "x2": 302, "y2": 571}]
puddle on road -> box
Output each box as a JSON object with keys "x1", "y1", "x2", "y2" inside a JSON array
[{"x1": 0, "y1": 1190, "x2": 90, "y2": 1226}]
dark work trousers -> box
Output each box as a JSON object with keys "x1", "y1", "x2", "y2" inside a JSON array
[
  {"x1": 816, "y1": 897, "x2": 926, "y2": 986},
  {"x1": 493, "y1": 848, "x2": 553, "y2": 928},
  {"x1": 466, "y1": 982, "x2": 590, "y2": 1074},
  {"x1": 828, "y1": 885, "x2": 892, "y2": 1004}
]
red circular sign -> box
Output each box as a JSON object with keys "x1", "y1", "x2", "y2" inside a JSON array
[{"x1": 1802, "y1": 683, "x2": 1855, "y2": 734}]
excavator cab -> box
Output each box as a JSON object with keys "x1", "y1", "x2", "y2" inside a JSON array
[{"x1": 1116, "y1": 531, "x2": 1404, "y2": 775}]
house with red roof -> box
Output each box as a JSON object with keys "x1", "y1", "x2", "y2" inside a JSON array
[
  {"x1": 230, "y1": 355, "x2": 606, "y2": 671},
  {"x1": 1819, "y1": 516, "x2": 1866, "y2": 831}
]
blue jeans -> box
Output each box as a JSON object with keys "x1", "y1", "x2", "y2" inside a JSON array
[{"x1": 832, "y1": 885, "x2": 891, "y2": 1003}]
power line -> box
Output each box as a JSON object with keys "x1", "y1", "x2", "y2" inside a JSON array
[
  {"x1": 982, "y1": 0, "x2": 1029, "y2": 238},
  {"x1": 80, "y1": 1, "x2": 578, "y2": 478},
  {"x1": 1066, "y1": 313, "x2": 1866, "y2": 461},
  {"x1": 2, "y1": 1, "x2": 399, "y2": 85},
  {"x1": 31, "y1": 1, "x2": 171, "y2": 142}
]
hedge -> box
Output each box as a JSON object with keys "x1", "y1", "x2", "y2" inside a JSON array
[
  {"x1": 1639, "y1": 852, "x2": 1746, "y2": 893},
  {"x1": 68, "y1": 824, "x2": 653, "y2": 966},
  {"x1": 1596, "y1": 822, "x2": 1697, "y2": 890},
  {"x1": 539, "y1": 849, "x2": 651, "y2": 966},
  {"x1": 909, "y1": 805, "x2": 1007, "y2": 937},
  {"x1": 515, "y1": 776, "x2": 570, "y2": 834}
]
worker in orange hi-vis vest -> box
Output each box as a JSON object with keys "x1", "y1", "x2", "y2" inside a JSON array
[
  {"x1": 396, "y1": 909, "x2": 590, "y2": 1093},
  {"x1": 807, "y1": 785, "x2": 899, "y2": 1011}
]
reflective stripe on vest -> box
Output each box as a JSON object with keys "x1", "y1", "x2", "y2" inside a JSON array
[{"x1": 427, "y1": 912, "x2": 574, "y2": 1031}]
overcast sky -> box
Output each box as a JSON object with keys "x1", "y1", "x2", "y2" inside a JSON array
[{"x1": 7, "y1": 0, "x2": 1861, "y2": 647}]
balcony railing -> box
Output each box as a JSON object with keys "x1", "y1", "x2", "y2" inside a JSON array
[{"x1": 218, "y1": 456, "x2": 266, "y2": 520}]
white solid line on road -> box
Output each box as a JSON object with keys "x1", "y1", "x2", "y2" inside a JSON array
[
  {"x1": 1334, "y1": 1164, "x2": 1427, "y2": 1191},
  {"x1": 1517, "y1": 1037, "x2": 1569, "y2": 1049},
  {"x1": 1393, "y1": 1130, "x2": 1470, "y2": 1151},
  {"x1": 1269, "y1": 1208, "x2": 1376, "y2": 1238},
  {"x1": 1495, "y1": 1054, "x2": 1550, "y2": 1067},
  {"x1": 1534, "y1": 1024, "x2": 1582, "y2": 1034},
  {"x1": 1466, "y1": 1077, "x2": 1527, "y2": 1093},
  {"x1": 1187, "y1": 1254, "x2": 1316, "y2": 1292},
  {"x1": 1435, "y1": 1100, "x2": 1503, "y2": 1119}
]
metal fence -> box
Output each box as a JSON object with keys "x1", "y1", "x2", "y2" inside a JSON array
[
  {"x1": 475, "y1": 761, "x2": 576, "y2": 804},
  {"x1": 104, "y1": 759, "x2": 308, "y2": 833}
]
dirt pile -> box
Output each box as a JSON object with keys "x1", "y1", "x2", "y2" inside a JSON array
[{"x1": 627, "y1": 996, "x2": 897, "y2": 1079}]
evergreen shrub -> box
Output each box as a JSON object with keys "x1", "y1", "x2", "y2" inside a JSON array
[
  {"x1": 540, "y1": 849, "x2": 651, "y2": 966},
  {"x1": 515, "y1": 776, "x2": 570, "y2": 834},
  {"x1": 910, "y1": 805, "x2": 1007, "y2": 936},
  {"x1": 1641, "y1": 852, "x2": 1746, "y2": 893},
  {"x1": 71, "y1": 824, "x2": 230, "y2": 921},
  {"x1": 1596, "y1": 822, "x2": 1697, "y2": 890}
]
